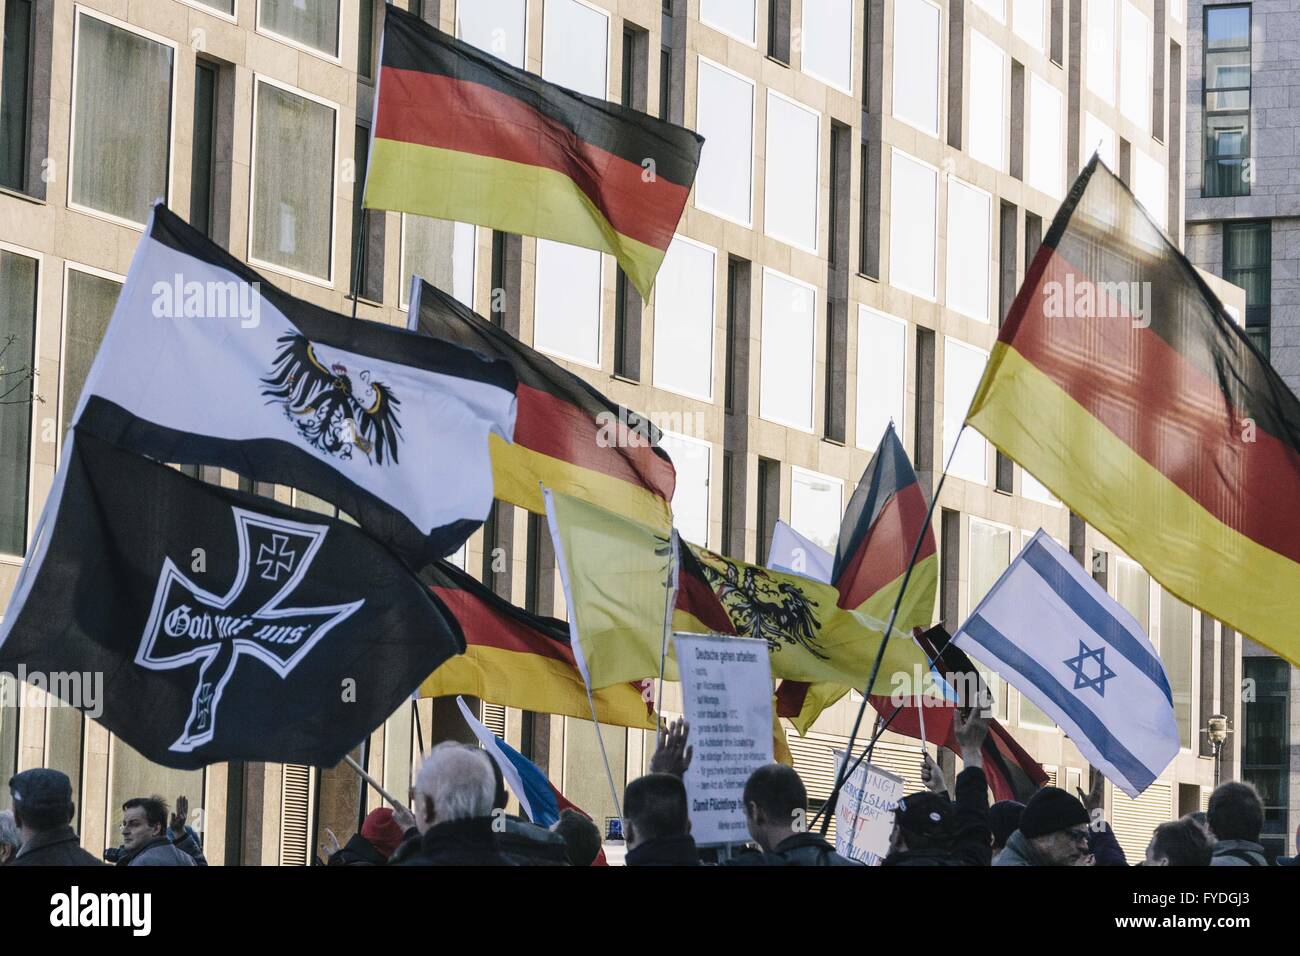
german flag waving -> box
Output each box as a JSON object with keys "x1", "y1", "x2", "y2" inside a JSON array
[
  {"x1": 409, "y1": 279, "x2": 675, "y2": 532},
  {"x1": 968, "y1": 156, "x2": 1300, "y2": 666},
  {"x1": 365, "y1": 5, "x2": 703, "y2": 299}
]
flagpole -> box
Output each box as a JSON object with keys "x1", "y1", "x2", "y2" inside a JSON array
[
  {"x1": 342, "y1": 753, "x2": 405, "y2": 809},
  {"x1": 816, "y1": 425, "x2": 967, "y2": 836},
  {"x1": 655, "y1": 531, "x2": 680, "y2": 728},
  {"x1": 583, "y1": 684, "x2": 625, "y2": 821}
]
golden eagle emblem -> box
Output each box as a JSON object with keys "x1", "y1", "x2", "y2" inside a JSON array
[{"x1": 696, "y1": 552, "x2": 827, "y2": 660}]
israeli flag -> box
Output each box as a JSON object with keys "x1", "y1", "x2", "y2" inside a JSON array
[{"x1": 952, "y1": 530, "x2": 1179, "y2": 797}]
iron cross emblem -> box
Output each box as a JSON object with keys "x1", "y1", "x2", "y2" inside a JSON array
[{"x1": 136, "y1": 508, "x2": 363, "y2": 754}]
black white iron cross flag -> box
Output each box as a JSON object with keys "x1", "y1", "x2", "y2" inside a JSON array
[{"x1": 0, "y1": 430, "x2": 465, "y2": 770}]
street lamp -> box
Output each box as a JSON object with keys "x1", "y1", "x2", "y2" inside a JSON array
[{"x1": 1207, "y1": 714, "x2": 1229, "y2": 787}]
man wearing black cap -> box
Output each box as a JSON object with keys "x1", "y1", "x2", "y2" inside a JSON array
[
  {"x1": 6, "y1": 768, "x2": 105, "y2": 866},
  {"x1": 994, "y1": 786, "x2": 1092, "y2": 866},
  {"x1": 882, "y1": 708, "x2": 992, "y2": 866}
]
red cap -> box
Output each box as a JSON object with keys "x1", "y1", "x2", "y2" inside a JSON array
[{"x1": 360, "y1": 808, "x2": 406, "y2": 859}]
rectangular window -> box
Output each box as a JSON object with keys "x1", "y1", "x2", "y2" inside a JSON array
[
  {"x1": 0, "y1": 248, "x2": 37, "y2": 555},
  {"x1": 757, "y1": 456, "x2": 781, "y2": 563},
  {"x1": 724, "y1": 255, "x2": 751, "y2": 415},
  {"x1": 258, "y1": 0, "x2": 341, "y2": 58},
  {"x1": 969, "y1": 30, "x2": 1006, "y2": 172},
  {"x1": 400, "y1": 216, "x2": 476, "y2": 310},
  {"x1": 659, "y1": 432, "x2": 711, "y2": 547},
  {"x1": 358, "y1": 0, "x2": 376, "y2": 80},
  {"x1": 856, "y1": 306, "x2": 907, "y2": 450},
  {"x1": 892, "y1": 0, "x2": 941, "y2": 137},
  {"x1": 1119, "y1": 1, "x2": 1151, "y2": 133},
  {"x1": 1084, "y1": 111, "x2": 1118, "y2": 167},
  {"x1": 653, "y1": 236, "x2": 715, "y2": 399},
  {"x1": 0, "y1": 0, "x2": 33, "y2": 191},
  {"x1": 1024, "y1": 211, "x2": 1043, "y2": 271},
  {"x1": 249, "y1": 78, "x2": 337, "y2": 283},
  {"x1": 622, "y1": 22, "x2": 649, "y2": 111},
  {"x1": 70, "y1": 10, "x2": 175, "y2": 227},
  {"x1": 695, "y1": 59, "x2": 754, "y2": 225},
  {"x1": 1086, "y1": 0, "x2": 1116, "y2": 104},
  {"x1": 614, "y1": 268, "x2": 642, "y2": 380},
  {"x1": 1202, "y1": 3, "x2": 1251, "y2": 198},
  {"x1": 60, "y1": 267, "x2": 122, "y2": 444},
  {"x1": 946, "y1": 178, "x2": 993, "y2": 322},
  {"x1": 801, "y1": 0, "x2": 853, "y2": 92},
  {"x1": 995, "y1": 452, "x2": 1014, "y2": 493},
  {"x1": 190, "y1": 61, "x2": 218, "y2": 238},
  {"x1": 1224, "y1": 220, "x2": 1271, "y2": 354},
  {"x1": 998, "y1": 200, "x2": 1017, "y2": 324},
  {"x1": 1159, "y1": 589, "x2": 1194, "y2": 749},
  {"x1": 534, "y1": 239, "x2": 602, "y2": 368},
  {"x1": 721, "y1": 450, "x2": 736, "y2": 556},
  {"x1": 1013, "y1": 0, "x2": 1047, "y2": 50},
  {"x1": 1027, "y1": 73, "x2": 1064, "y2": 198},
  {"x1": 859, "y1": 138, "x2": 880, "y2": 278},
  {"x1": 943, "y1": 338, "x2": 989, "y2": 483},
  {"x1": 764, "y1": 91, "x2": 820, "y2": 252},
  {"x1": 1022, "y1": 469, "x2": 1060, "y2": 504},
  {"x1": 701, "y1": 0, "x2": 757, "y2": 43},
  {"x1": 791, "y1": 466, "x2": 843, "y2": 553},
  {"x1": 186, "y1": 0, "x2": 236, "y2": 15},
  {"x1": 352, "y1": 123, "x2": 371, "y2": 299},
  {"x1": 458, "y1": 0, "x2": 528, "y2": 68},
  {"x1": 1114, "y1": 557, "x2": 1150, "y2": 632},
  {"x1": 889, "y1": 149, "x2": 938, "y2": 299},
  {"x1": 767, "y1": 0, "x2": 792, "y2": 63},
  {"x1": 759, "y1": 269, "x2": 816, "y2": 431},
  {"x1": 543, "y1": 0, "x2": 609, "y2": 98},
  {"x1": 1132, "y1": 148, "x2": 1167, "y2": 231},
  {"x1": 969, "y1": 517, "x2": 1012, "y2": 719},
  {"x1": 1242, "y1": 657, "x2": 1291, "y2": 859},
  {"x1": 661, "y1": 1, "x2": 683, "y2": 123}
]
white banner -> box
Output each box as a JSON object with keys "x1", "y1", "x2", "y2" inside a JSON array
[
  {"x1": 672, "y1": 633, "x2": 772, "y2": 846},
  {"x1": 832, "y1": 751, "x2": 905, "y2": 865}
]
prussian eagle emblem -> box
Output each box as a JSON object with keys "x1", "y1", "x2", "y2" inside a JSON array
[
  {"x1": 696, "y1": 551, "x2": 827, "y2": 660},
  {"x1": 261, "y1": 333, "x2": 402, "y2": 465}
]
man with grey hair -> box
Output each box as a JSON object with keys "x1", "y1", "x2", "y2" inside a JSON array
[
  {"x1": 392, "y1": 742, "x2": 515, "y2": 866},
  {"x1": 0, "y1": 809, "x2": 19, "y2": 864}
]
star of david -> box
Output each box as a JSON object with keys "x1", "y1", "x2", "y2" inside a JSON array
[{"x1": 1063, "y1": 640, "x2": 1117, "y2": 697}]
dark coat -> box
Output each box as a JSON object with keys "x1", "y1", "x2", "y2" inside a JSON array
[
  {"x1": 118, "y1": 835, "x2": 196, "y2": 866},
  {"x1": 624, "y1": 834, "x2": 701, "y2": 866},
  {"x1": 328, "y1": 832, "x2": 389, "y2": 866},
  {"x1": 390, "y1": 817, "x2": 517, "y2": 866},
  {"x1": 498, "y1": 817, "x2": 570, "y2": 866},
  {"x1": 883, "y1": 766, "x2": 992, "y2": 867},
  {"x1": 8, "y1": 826, "x2": 106, "y2": 867}
]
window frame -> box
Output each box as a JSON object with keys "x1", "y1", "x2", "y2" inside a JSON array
[
  {"x1": 763, "y1": 88, "x2": 822, "y2": 255},
  {"x1": 651, "y1": 233, "x2": 717, "y2": 402},
  {"x1": 888, "y1": 147, "x2": 939, "y2": 301},
  {"x1": 532, "y1": 239, "x2": 605, "y2": 370},
  {"x1": 799, "y1": 0, "x2": 854, "y2": 94},
  {"x1": 966, "y1": 514, "x2": 1015, "y2": 720},
  {"x1": 942, "y1": 336, "x2": 990, "y2": 484},
  {"x1": 699, "y1": 0, "x2": 758, "y2": 46},
  {"x1": 397, "y1": 214, "x2": 478, "y2": 312},
  {"x1": 0, "y1": 239, "x2": 43, "y2": 563},
  {"x1": 66, "y1": 5, "x2": 179, "y2": 231},
  {"x1": 56, "y1": 259, "x2": 125, "y2": 465},
  {"x1": 255, "y1": 0, "x2": 343, "y2": 63},
  {"x1": 177, "y1": 0, "x2": 239, "y2": 24},
  {"x1": 692, "y1": 55, "x2": 756, "y2": 228},
  {"x1": 968, "y1": 29, "x2": 1008, "y2": 173},
  {"x1": 455, "y1": 0, "x2": 531, "y2": 70},
  {"x1": 945, "y1": 176, "x2": 994, "y2": 323},
  {"x1": 1201, "y1": 2, "x2": 1252, "y2": 199},
  {"x1": 541, "y1": 0, "x2": 611, "y2": 99},
  {"x1": 246, "y1": 73, "x2": 341, "y2": 289},
  {"x1": 658, "y1": 429, "x2": 713, "y2": 548},
  {"x1": 855, "y1": 304, "x2": 908, "y2": 451},
  {"x1": 891, "y1": 0, "x2": 943, "y2": 138},
  {"x1": 758, "y1": 266, "x2": 818, "y2": 433},
  {"x1": 789, "y1": 464, "x2": 844, "y2": 553}
]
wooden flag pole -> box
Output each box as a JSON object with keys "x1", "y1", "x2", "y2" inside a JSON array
[{"x1": 342, "y1": 753, "x2": 404, "y2": 809}]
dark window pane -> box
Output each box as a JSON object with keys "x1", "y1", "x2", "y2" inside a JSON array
[
  {"x1": 358, "y1": 0, "x2": 374, "y2": 79},
  {"x1": 1206, "y1": 5, "x2": 1250, "y2": 49},
  {"x1": 0, "y1": 249, "x2": 37, "y2": 555},
  {"x1": 0, "y1": 0, "x2": 33, "y2": 191},
  {"x1": 190, "y1": 62, "x2": 217, "y2": 237}
]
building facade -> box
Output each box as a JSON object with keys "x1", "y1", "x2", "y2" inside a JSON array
[
  {"x1": 0, "y1": 0, "x2": 1236, "y2": 863},
  {"x1": 1185, "y1": 0, "x2": 1300, "y2": 861}
]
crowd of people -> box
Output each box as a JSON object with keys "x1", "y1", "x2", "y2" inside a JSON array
[{"x1": 2, "y1": 710, "x2": 1296, "y2": 867}]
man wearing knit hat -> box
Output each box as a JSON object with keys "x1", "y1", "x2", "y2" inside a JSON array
[
  {"x1": 882, "y1": 708, "x2": 993, "y2": 866},
  {"x1": 994, "y1": 786, "x2": 1093, "y2": 866}
]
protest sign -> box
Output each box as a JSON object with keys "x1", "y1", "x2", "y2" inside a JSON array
[
  {"x1": 833, "y1": 751, "x2": 905, "y2": 865},
  {"x1": 673, "y1": 633, "x2": 772, "y2": 845}
]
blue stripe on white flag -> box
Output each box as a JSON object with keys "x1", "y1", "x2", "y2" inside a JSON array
[
  {"x1": 1020, "y1": 540, "x2": 1173, "y2": 704},
  {"x1": 962, "y1": 615, "x2": 1157, "y2": 794}
]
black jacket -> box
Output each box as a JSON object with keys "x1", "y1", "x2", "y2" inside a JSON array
[
  {"x1": 7, "y1": 826, "x2": 106, "y2": 867},
  {"x1": 726, "y1": 833, "x2": 860, "y2": 866},
  {"x1": 498, "y1": 817, "x2": 569, "y2": 866},
  {"x1": 390, "y1": 818, "x2": 517, "y2": 866},
  {"x1": 624, "y1": 834, "x2": 701, "y2": 866},
  {"x1": 882, "y1": 766, "x2": 992, "y2": 867},
  {"x1": 328, "y1": 832, "x2": 389, "y2": 866}
]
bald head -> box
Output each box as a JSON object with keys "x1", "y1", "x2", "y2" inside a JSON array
[{"x1": 413, "y1": 742, "x2": 495, "y2": 832}]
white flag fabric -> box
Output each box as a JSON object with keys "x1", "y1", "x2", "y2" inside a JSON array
[
  {"x1": 766, "y1": 520, "x2": 835, "y2": 584},
  {"x1": 952, "y1": 529, "x2": 1179, "y2": 797},
  {"x1": 455, "y1": 696, "x2": 535, "y2": 822},
  {"x1": 73, "y1": 203, "x2": 517, "y2": 567}
]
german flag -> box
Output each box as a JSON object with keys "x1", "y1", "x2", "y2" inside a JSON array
[
  {"x1": 417, "y1": 560, "x2": 655, "y2": 729},
  {"x1": 777, "y1": 424, "x2": 938, "y2": 734},
  {"x1": 365, "y1": 5, "x2": 703, "y2": 299},
  {"x1": 968, "y1": 157, "x2": 1300, "y2": 667},
  {"x1": 409, "y1": 279, "x2": 675, "y2": 532}
]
